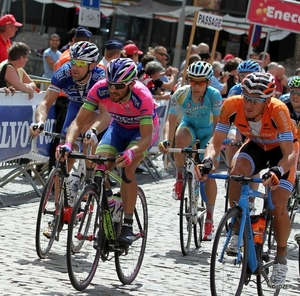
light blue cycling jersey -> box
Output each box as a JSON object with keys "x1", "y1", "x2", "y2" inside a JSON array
[
  {"x1": 227, "y1": 83, "x2": 242, "y2": 97},
  {"x1": 169, "y1": 84, "x2": 222, "y2": 132}
]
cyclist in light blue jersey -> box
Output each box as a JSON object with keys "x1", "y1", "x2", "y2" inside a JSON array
[{"x1": 159, "y1": 61, "x2": 222, "y2": 241}]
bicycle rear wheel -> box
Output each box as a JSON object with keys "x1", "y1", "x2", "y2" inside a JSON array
[
  {"x1": 35, "y1": 167, "x2": 64, "y2": 259},
  {"x1": 256, "y1": 229, "x2": 280, "y2": 295},
  {"x1": 115, "y1": 186, "x2": 148, "y2": 284},
  {"x1": 66, "y1": 184, "x2": 100, "y2": 291},
  {"x1": 210, "y1": 207, "x2": 248, "y2": 296},
  {"x1": 179, "y1": 173, "x2": 193, "y2": 255}
]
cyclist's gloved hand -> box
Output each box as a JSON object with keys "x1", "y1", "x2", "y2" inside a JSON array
[
  {"x1": 30, "y1": 121, "x2": 44, "y2": 134},
  {"x1": 116, "y1": 149, "x2": 134, "y2": 166},
  {"x1": 55, "y1": 142, "x2": 72, "y2": 161},
  {"x1": 222, "y1": 138, "x2": 232, "y2": 146},
  {"x1": 84, "y1": 129, "x2": 99, "y2": 146},
  {"x1": 195, "y1": 157, "x2": 213, "y2": 180},
  {"x1": 158, "y1": 139, "x2": 170, "y2": 152},
  {"x1": 262, "y1": 166, "x2": 283, "y2": 190}
]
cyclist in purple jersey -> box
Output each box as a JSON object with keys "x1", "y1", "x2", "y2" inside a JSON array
[{"x1": 56, "y1": 58, "x2": 159, "y2": 245}]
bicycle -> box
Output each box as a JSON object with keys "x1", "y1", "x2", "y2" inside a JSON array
[
  {"x1": 165, "y1": 141, "x2": 207, "y2": 256},
  {"x1": 66, "y1": 153, "x2": 148, "y2": 291},
  {"x1": 35, "y1": 131, "x2": 94, "y2": 259},
  {"x1": 209, "y1": 173, "x2": 283, "y2": 296}
]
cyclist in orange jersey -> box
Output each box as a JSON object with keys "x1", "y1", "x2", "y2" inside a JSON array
[{"x1": 195, "y1": 72, "x2": 299, "y2": 287}]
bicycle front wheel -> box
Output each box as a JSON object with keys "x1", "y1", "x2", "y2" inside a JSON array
[
  {"x1": 210, "y1": 207, "x2": 248, "y2": 296},
  {"x1": 66, "y1": 184, "x2": 100, "y2": 291},
  {"x1": 115, "y1": 186, "x2": 148, "y2": 284},
  {"x1": 179, "y1": 173, "x2": 193, "y2": 255},
  {"x1": 35, "y1": 167, "x2": 64, "y2": 259}
]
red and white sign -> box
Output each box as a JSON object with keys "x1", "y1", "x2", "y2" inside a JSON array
[{"x1": 247, "y1": 0, "x2": 300, "y2": 33}]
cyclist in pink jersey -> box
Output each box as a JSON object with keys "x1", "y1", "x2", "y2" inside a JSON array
[{"x1": 56, "y1": 58, "x2": 159, "y2": 245}]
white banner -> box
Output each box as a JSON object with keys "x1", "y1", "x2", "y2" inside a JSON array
[{"x1": 196, "y1": 11, "x2": 223, "y2": 31}]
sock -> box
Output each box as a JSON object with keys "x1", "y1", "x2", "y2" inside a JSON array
[
  {"x1": 124, "y1": 215, "x2": 133, "y2": 227},
  {"x1": 275, "y1": 246, "x2": 287, "y2": 264},
  {"x1": 176, "y1": 167, "x2": 184, "y2": 181},
  {"x1": 206, "y1": 204, "x2": 215, "y2": 223}
]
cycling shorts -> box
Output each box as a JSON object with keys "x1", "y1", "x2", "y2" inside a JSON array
[{"x1": 233, "y1": 140, "x2": 299, "y2": 192}]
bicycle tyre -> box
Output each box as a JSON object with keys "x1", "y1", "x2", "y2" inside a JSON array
[
  {"x1": 210, "y1": 207, "x2": 248, "y2": 296},
  {"x1": 66, "y1": 184, "x2": 100, "y2": 291},
  {"x1": 115, "y1": 186, "x2": 148, "y2": 284},
  {"x1": 194, "y1": 193, "x2": 205, "y2": 249},
  {"x1": 35, "y1": 167, "x2": 64, "y2": 259},
  {"x1": 179, "y1": 173, "x2": 193, "y2": 255}
]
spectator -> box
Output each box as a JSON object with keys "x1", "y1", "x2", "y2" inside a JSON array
[
  {"x1": 224, "y1": 53, "x2": 234, "y2": 61},
  {"x1": 274, "y1": 64, "x2": 287, "y2": 98},
  {"x1": 295, "y1": 67, "x2": 300, "y2": 76},
  {"x1": 42, "y1": 34, "x2": 61, "y2": 79},
  {"x1": 0, "y1": 42, "x2": 36, "y2": 99},
  {"x1": 98, "y1": 39, "x2": 123, "y2": 70},
  {"x1": 199, "y1": 51, "x2": 211, "y2": 62},
  {"x1": 54, "y1": 27, "x2": 92, "y2": 71},
  {"x1": 139, "y1": 61, "x2": 171, "y2": 101},
  {"x1": 153, "y1": 46, "x2": 169, "y2": 68},
  {"x1": 222, "y1": 58, "x2": 239, "y2": 98},
  {"x1": 248, "y1": 51, "x2": 259, "y2": 60},
  {"x1": 123, "y1": 43, "x2": 143, "y2": 64},
  {"x1": 210, "y1": 61, "x2": 229, "y2": 95},
  {"x1": 180, "y1": 44, "x2": 199, "y2": 71},
  {"x1": 214, "y1": 51, "x2": 222, "y2": 62},
  {"x1": 198, "y1": 42, "x2": 209, "y2": 53},
  {"x1": 0, "y1": 14, "x2": 22, "y2": 62},
  {"x1": 137, "y1": 54, "x2": 155, "y2": 78},
  {"x1": 60, "y1": 27, "x2": 76, "y2": 53},
  {"x1": 267, "y1": 61, "x2": 278, "y2": 76},
  {"x1": 258, "y1": 52, "x2": 270, "y2": 72}
]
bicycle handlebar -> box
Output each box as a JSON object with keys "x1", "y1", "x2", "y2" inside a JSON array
[{"x1": 167, "y1": 147, "x2": 206, "y2": 154}]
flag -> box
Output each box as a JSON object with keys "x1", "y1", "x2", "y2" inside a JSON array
[{"x1": 248, "y1": 24, "x2": 262, "y2": 48}]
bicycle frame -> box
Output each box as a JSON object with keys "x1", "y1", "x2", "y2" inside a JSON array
[{"x1": 209, "y1": 173, "x2": 274, "y2": 273}]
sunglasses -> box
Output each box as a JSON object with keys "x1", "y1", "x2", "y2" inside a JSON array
[
  {"x1": 70, "y1": 59, "x2": 91, "y2": 67},
  {"x1": 290, "y1": 90, "x2": 300, "y2": 96},
  {"x1": 156, "y1": 52, "x2": 168, "y2": 57},
  {"x1": 189, "y1": 80, "x2": 207, "y2": 86},
  {"x1": 243, "y1": 95, "x2": 265, "y2": 105},
  {"x1": 107, "y1": 81, "x2": 131, "y2": 90}
]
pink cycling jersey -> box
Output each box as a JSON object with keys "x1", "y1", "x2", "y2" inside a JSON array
[{"x1": 84, "y1": 79, "x2": 158, "y2": 129}]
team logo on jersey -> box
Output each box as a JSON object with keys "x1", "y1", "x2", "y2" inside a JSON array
[{"x1": 187, "y1": 102, "x2": 191, "y2": 108}]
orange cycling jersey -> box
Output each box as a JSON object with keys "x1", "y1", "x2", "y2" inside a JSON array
[{"x1": 216, "y1": 95, "x2": 298, "y2": 151}]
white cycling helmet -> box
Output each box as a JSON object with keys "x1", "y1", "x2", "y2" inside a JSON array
[
  {"x1": 188, "y1": 61, "x2": 213, "y2": 81},
  {"x1": 241, "y1": 72, "x2": 276, "y2": 99},
  {"x1": 69, "y1": 41, "x2": 99, "y2": 62}
]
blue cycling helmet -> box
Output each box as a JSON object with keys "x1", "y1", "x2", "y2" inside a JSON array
[
  {"x1": 69, "y1": 41, "x2": 99, "y2": 62},
  {"x1": 237, "y1": 60, "x2": 260, "y2": 73},
  {"x1": 106, "y1": 58, "x2": 138, "y2": 83},
  {"x1": 188, "y1": 61, "x2": 213, "y2": 81}
]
